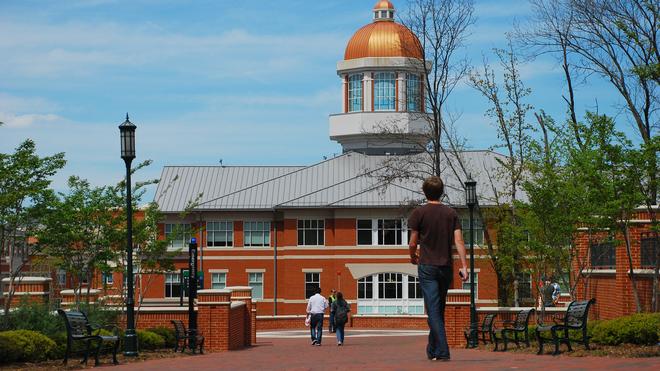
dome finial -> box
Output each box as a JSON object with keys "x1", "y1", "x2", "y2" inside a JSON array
[{"x1": 373, "y1": 1, "x2": 395, "y2": 21}]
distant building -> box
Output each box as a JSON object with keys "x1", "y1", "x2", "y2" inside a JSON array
[{"x1": 141, "y1": 1, "x2": 511, "y2": 316}]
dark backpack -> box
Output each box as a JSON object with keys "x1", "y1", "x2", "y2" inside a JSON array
[{"x1": 334, "y1": 301, "x2": 349, "y2": 325}]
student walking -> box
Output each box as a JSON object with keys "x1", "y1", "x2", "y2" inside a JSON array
[
  {"x1": 328, "y1": 289, "x2": 337, "y2": 333},
  {"x1": 306, "y1": 286, "x2": 329, "y2": 346},
  {"x1": 331, "y1": 291, "x2": 350, "y2": 346},
  {"x1": 408, "y1": 176, "x2": 469, "y2": 361}
]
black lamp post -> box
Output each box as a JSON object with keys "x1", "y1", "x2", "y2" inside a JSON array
[
  {"x1": 119, "y1": 113, "x2": 138, "y2": 356},
  {"x1": 465, "y1": 175, "x2": 478, "y2": 349}
]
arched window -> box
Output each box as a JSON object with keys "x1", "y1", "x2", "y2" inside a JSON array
[
  {"x1": 356, "y1": 272, "x2": 424, "y2": 314},
  {"x1": 374, "y1": 72, "x2": 396, "y2": 111},
  {"x1": 406, "y1": 74, "x2": 421, "y2": 112},
  {"x1": 348, "y1": 74, "x2": 363, "y2": 112}
]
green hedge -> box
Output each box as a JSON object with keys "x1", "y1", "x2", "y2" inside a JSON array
[
  {"x1": 137, "y1": 330, "x2": 165, "y2": 350},
  {"x1": 147, "y1": 327, "x2": 176, "y2": 348},
  {"x1": 0, "y1": 330, "x2": 57, "y2": 364},
  {"x1": 591, "y1": 313, "x2": 660, "y2": 345}
]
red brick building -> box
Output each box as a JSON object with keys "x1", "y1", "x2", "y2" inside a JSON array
[{"x1": 137, "y1": 1, "x2": 512, "y2": 317}]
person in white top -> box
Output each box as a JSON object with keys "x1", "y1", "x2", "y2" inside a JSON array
[{"x1": 306, "y1": 287, "x2": 329, "y2": 346}]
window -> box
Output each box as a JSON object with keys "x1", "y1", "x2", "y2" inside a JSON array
[
  {"x1": 516, "y1": 272, "x2": 532, "y2": 300},
  {"x1": 248, "y1": 272, "x2": 263, "y2": 300},
  {"x1": 102, "y1": 272, "x2": 114, "y2": 285},
  {"x1": 641, "y1": 233, "x2": 658, "y2": 268},
  {"x1": 297, "y1": 219, "x2": 325, "y2": 246},
  {"x1": 378, "y1": 273, "x2": 403, "y2": 299},
  {"x1": 348, "y1": 74, "x2": 363, "y2": 112},
  {"x1": 462, "y1": 272, "x2": 478, "y2": 298},
  {"x1": 357, "y1": 219, "x2": 373, "y2": 245},
  {"x1": 408, "y1": 275, "x2": 422, "y2": 299},
  {"x1": 357, "y1": 273, "x2": 422, "y2": 314},
  {"x1": 358, "y1": 276, "x2": 373, "y2": 299},
  {"x1": 244, "y1": 221, "x2": 270, "y2": 247},
  {"x1": 305, "y1": 272, "x2": 320, "y2": 298},
  {"x1": 378, "y1": 219, "x2": 403, "y2": 245},
  {"x1": 590, "y1": 241, "x2": 615, "y2": 268},
  {"x1": 165, "y1": 273, "x2": 182, "y2": 298},
  {"x1": 207, "y1": 221, "x2": 233, "y2": 247},
  {"x1": 211, "y1": 273, "x2": 226, "y2": 289},
  {"x1": 374, "y1": 72, "x2": 396, "y2": 111},
  {"x1": 461, "y1": 218, "x2": 484, "y2": 245},
  {"x1": 57, "y1": 269, "x2": 67, "y2": 287},
  {"x1": 406, "y1": 74, "x2": 421, "y2": 112},
  {"x1": 165, "y1": 223, "x2": 192, "y2": 249}
]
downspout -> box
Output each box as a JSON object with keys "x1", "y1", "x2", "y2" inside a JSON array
[
  {"x1": 198, "y1": 211, "x2": 203, "y2": 288},
  {"x1": 273, "y1": 210, "x2": 278, "y2": 316}
]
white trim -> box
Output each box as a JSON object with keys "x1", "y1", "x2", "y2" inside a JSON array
[
  {"x1": 60, "y1": 289, "x2": 101, "y2": 295},
  {"x1": 279, "y1": 245, "x2": 407, "y2": 251},
  {"x1": 202, "y1": 255, "x2": 412, "y2": 260},
  {"x1": 580, "y1": 269, "x2": 616, "y2": 275},
  {"x1": 628, "y1": 269, "x2": 659, "y2": 276},
  {"x1": 477, "y1": 306, "x2": 567, "y2": 313},
  {"x1": 1, "y1": 277, "x2": 52, "y2": 283},
  {"x1": 231, "y1": 301, "x2": 246, "y2": 309},
  {"x1": 3, "y1": 291, "x2": 48, "y2": 296},
  {"x1": 197, "y1": 289, "x2": 233, "y2": 294},
  {"x1": 208, "y1": 269, "x2": 229, "y2": 273},
  {"x1": 302, "y1": 268, "x2": 323, "y2": 273},
  {"x1": 246, "y1": 268, "x2": 266, "y2": 273},
  {"x1": 225, "y1": 286, "x2": 253, "y2": 290},
  {"x1": 197, "y1": 301, "x2": 231, "y2": 305}
]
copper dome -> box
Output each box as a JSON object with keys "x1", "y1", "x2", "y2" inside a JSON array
[{"x1": 344, "y1": 2, "x2": 423, "y2": 61}]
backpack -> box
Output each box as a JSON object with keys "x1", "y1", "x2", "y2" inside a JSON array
[{"x1": 334, "y1": 301, "x2": 349, "y2": 325}]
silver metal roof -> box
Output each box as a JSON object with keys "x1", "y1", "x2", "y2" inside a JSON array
[{"x1": 154, "y1": 151, "x2": 520, "y2": 212}]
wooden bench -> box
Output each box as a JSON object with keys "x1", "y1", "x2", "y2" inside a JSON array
[
  {"x1": 464, "y1": 313, "x2": 497, "y2": 348},
  {"x1": 57, "y1": 309, "x2": 120, "y2": 366},
  {"x1": 492, "y1": 308, "x2": 535, "y2": 351},
  {"x1": 536, "y1": 299, "x2": 596, "y2": 355},
  {"x1": 171, "y1": 320, "x2": 204, "y2": 354}
]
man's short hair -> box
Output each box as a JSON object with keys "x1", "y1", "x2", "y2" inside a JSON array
[
  {"x1": 422, "y1": 176, "x2": 444, "y2": 201},
  {"x1": 315, "y1": 286, "x2": 322, "y2": 294}
]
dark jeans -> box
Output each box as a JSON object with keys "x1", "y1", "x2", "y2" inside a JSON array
[
  {"x1": 329, "y1": 311, "x2": 335, "y2": 332},
  {"x1": 418, "y1": 264, "x2": 452, "y2": 359},
  {"x1": 309, "y1": 313, "x2": 324, "y2": 344},
  {"x1": 335, "y1": 323, "x2": 345, "y2": 343}
]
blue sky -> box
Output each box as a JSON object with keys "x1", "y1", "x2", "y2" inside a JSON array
[{"x1": 0, "y1": 0, "x2": 628, "y2": 201}]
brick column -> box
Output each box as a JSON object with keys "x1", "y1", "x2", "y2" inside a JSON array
[
  {"x1": 197, "y1": 289, "x2": 232, "y2": 352},
  {"x1": 60, "y1": 288, "x2": 100, "y2": 307},
  {"x1": 251, "y1": 302, "x2": 257, "y2": 345},
  {"x1": 226, "y1": 286, "x2": 254, "y2": 346},
  {"x1": 445, "y1": 289, "x2": 471, "y2": 347}
]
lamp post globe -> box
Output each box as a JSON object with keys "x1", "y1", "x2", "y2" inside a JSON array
[
  {"x1": 119, "y1": 113, "x2": 138, "y2": 356},
  {"x1": 464, "y1": 176, "x2": 478, "y2": 348}
]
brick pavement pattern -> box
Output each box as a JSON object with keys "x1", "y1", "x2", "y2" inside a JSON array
[{"x1": 114, "y1": 331, "x2": 659, "y2": 371}]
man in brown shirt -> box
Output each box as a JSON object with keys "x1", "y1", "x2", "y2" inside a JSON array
[{"x1": 408, "y1": 176, "x2": 468, "y2": 361}]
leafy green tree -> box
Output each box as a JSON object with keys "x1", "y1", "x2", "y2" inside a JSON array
[
  {"x1": 37, "y1": 176, "x2": 123, "y2": 308},
  {"x1": 0, "y1": 139, "x2": 65, "y2": 321}
]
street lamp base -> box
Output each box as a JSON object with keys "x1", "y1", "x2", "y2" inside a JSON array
[{"x1": 124, "y1": 330, "x2": 139, "y2": 357}]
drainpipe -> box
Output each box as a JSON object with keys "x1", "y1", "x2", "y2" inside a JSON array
[{"x1": 273, "y1": 211, "x2": 278, "y2": 316}]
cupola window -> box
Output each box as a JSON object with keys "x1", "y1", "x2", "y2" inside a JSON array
[
  {"x1": 348, "y1": 73, "x2": 364, "y2": 112},
  {"x1": 406, "y1": 74, "x2": 422, "y2": 112},
  {"x1": 374, "y1": 72, "x2": 396, "y2": 111}
]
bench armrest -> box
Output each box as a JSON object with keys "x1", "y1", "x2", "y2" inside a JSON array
[
  {"x1": 91, "y1": 323, "x2": 120, "y2": 336},
  {"x1": 551, "y1": 314, "x2": 565, "y2": 325}
]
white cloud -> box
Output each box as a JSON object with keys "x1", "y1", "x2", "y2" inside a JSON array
[{"x1": 0, "y1": 112, "x2": 63, "y2": 128}]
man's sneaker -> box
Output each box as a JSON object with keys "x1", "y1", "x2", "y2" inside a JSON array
[
  {"x1": 315, "y1": 343, "x2": 322, "y2": 346},
  {"x1": 311, "y1": 340, "x2": 317, "y2": 345},
  {"x1": 338, "y1": 342, "x2": 342, "y2": 346}
]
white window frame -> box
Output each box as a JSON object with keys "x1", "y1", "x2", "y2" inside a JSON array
[
  {"x1": 373, "y1": 72, "x2": 396, "y2": 111},
  {"x1": 165, "y1": 272, "x2": 184, "y2": 298},
  {"x1": 211, "y1": 272, "x2": 227, "y2": 289},
  {"x1": 248, "y1": 272, "x2": 264, "y2": 300},
  {"x1": 244, "y1": 221, "x2": 271, "y2": 247},
  {"x1": 356, "y1": 273, "x2": 424, "y2": 315},
  {"x1": 357, "y1": 218, "x2": 408, "y2": 246},
  {"x1": 461, "y1": 218, "x2": 484, "y2": 246},
  {"x1": 207, "y1": 221, "x2": 233, "y2": 247},
  {"x1": 297, "y1": 219, "x2": 325, "y2": 246},
  {"x1": 102, "y1": 272, "x2": 114, "y2": 285},
  {"x1": 406, "y1": 73, "x2": 421, "y2": 112},
  {"x1": 348, "y1": 73, "x2": 363, "y2": 112},
  {"x1": 165, "y1": 223, "x2": 192, "y2": 249},
  {"x1": 304, "y1": 272, "x2": 320, "y2": 298}
]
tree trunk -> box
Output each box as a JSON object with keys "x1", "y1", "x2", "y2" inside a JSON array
[{"x1": 622, "y1": 223, "x2": 643, "y2": 312}]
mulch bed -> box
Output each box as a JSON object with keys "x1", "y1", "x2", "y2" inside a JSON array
[
  {"x1": 3, "y1": 349, "x2": 194, "y2": 370},
  {"x1": 478, "y1": 342, "x2": 660, "y2": 358}
]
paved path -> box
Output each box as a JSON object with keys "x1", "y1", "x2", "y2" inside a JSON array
[{"x1": 115, "y1": 330, "x2": 659, "y2": 371}]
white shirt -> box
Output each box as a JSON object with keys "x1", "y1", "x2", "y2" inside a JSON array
[{"x1": 307, "y1": 293, "x2": 329, "y2": 314}]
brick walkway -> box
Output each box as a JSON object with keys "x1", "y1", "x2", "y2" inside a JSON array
[{"x1": 114, "y1": 330, "x2": 659, "y2": 371}]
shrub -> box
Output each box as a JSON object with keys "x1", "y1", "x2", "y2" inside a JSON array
[
  {"x1": 591, "y1": 313, "x2": 660, "y2": 345},
  {"x1": 147, "y1": 327, "x2": 176, "y2": 348},
  {"x1": 137, "y1": 330, "x2": 165, "y2": 350},
  {"x1": 0, "y1": 330, "x2": 57, "y2": 363},
  {"x1": 4, "y1": 301, "x2": 63, "y2": 338}
]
